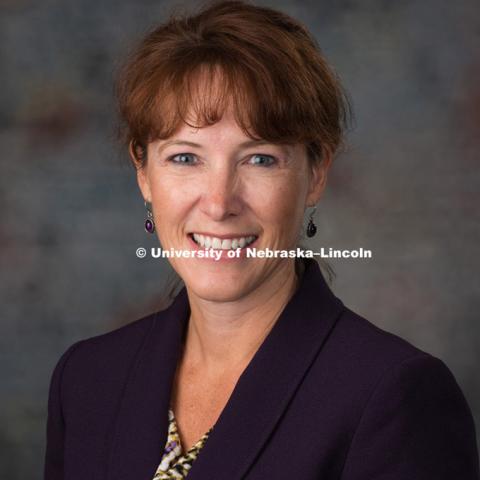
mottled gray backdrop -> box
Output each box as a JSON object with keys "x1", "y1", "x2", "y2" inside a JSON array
[{"x1": 1, "y1": 0, "x2": 479, "y2": 477}]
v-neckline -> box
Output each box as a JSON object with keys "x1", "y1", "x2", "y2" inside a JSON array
[{"x1": 168, "y1": 408, "x2": 213, "y2": 455}]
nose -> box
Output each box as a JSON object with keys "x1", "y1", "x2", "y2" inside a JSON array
[{"x1": 200, "y1": 162, "x2": 242, "y2": 221}]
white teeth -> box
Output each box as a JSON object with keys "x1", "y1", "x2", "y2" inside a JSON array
[
  {"x1": 221, "y1": 239, "x2": 232, "y2": 250},
  {"x1": 191, "y1": 233, "x2": 257, "y2": 250}
]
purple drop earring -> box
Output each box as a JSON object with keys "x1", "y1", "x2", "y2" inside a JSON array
[
  {"x1": 306, "y1": 205, "x2": 317, "y2": 238},
  {"x1": 144, "y1": 201, "x2": 155, "y2": 234}
]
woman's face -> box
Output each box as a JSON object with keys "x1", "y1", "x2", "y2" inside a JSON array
[{"x1": 136, "y1": 108, "x2": 330, "y2": 302}]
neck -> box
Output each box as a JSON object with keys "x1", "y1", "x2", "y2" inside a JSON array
[{"x1": 182, "y1": 260, "x2": 301, "y2": 377}]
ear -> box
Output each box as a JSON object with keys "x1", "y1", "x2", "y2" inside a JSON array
[
  {"x1": 129, "y1": 140, "x2": 152, "y2": 202},
  {"x1": 305, "y1": 148, "x2": 332, "y2": 206}
]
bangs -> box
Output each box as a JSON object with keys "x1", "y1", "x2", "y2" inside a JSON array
[
  {"x1": 150, "y1": 61, "x2": 260, "y2": 141},
  {"x1": 125, "y1": 54, "x2": 327, "y2": 159}
]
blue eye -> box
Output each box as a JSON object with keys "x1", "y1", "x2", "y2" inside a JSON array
[
  {"x1": 169, "y1": 153, "x2": 197, "y2": 165},
  {"x1": 250, "y1": 154, "x2": 276, "y2": 166}
]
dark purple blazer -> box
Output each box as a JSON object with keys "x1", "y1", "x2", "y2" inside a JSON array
[{"x1": 44, "y1": 259, "x2": 479, "y2": 479}]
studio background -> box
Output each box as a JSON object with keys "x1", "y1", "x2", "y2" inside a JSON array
[{"x1": 1, "y1": 0, "x2": 479, "y2": 477}]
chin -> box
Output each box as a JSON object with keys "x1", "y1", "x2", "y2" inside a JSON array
[
  {"x1": 182, "y1": 270, "x2": 256, "y2": 303},
  {"x1": 186, "y1": 283, "x2": 249, "y2": 303}
]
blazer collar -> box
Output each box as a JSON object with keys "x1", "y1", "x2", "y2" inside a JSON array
[{"x1": 107, "y1": 259, "x2": 345, "y2": 480}]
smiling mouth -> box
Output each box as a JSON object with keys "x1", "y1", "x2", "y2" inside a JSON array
[{"x1": 189, "y1": 233, "x2": 258, "y2": 250}]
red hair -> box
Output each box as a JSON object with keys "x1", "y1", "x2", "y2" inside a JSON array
[{"x1": 115, "y1": 0, "x2": 352, "y2": 167}]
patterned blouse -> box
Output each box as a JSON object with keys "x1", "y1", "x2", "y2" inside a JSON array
[{"x1": 153, "y1": 409, "x2": 213, "y2": 479}]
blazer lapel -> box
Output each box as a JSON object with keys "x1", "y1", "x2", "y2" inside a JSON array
[
  {"x1": 107, "y1": 259, "x2": 345, "y2": 480},
  {"x1": 106, "y1": 288, "x2": 190, "y2": 480},
  {"x1": 187, "y1": 259, "x2": 345, "y2": 480}
]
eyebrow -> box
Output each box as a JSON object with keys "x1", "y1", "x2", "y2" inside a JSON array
[{"x1": 156, "y1": 138, "x2": 278, "y2": 155}]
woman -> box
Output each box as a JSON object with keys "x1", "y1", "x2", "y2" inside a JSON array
[{"x1": 44, "y1": 1, "x2": 479, "y2": 479}]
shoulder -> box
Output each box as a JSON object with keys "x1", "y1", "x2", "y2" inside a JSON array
[
  {"x1": 309, "y1": 305, "x2": 474, "y2": 424},
  {"x1": 48, "y1": 310, "x2": 166, "y2": 410},
  {"x1": 62, "y1": 312, "x2": 158, "y2": 373},
  {"x1": 334, "y1": 310, "x2": 480, "y2": 477},
  {"x1": 307, "y1": 307, "x2": 479, "y2": 476},
  {"x1": 327, "y1": 306, "x2": 433, "y2": 377},
  {"x1": 334, "y1": 308, "x2": 473, "y2": 415}
]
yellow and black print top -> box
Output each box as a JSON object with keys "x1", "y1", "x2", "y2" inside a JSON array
[{"x1": 153, "y1": 409, "x2": 212, "y2": 479}]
